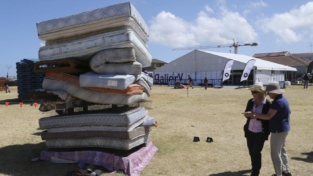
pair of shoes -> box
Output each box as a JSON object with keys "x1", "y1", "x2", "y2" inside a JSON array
[{"x1": 282, "y1": 171, "x2": 292, "y2": 176}]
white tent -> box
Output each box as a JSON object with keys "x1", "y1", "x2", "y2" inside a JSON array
[{"x1": 153, "y1": 50, "x2": 297, "y2": 86}]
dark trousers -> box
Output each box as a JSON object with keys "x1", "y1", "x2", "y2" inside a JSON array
[
  {"x1": 204, "y1": 83, "x2": 208, "y2": 90},
  {"x1": 246, "y1": 131, "x2": 266, "y2": 176}
]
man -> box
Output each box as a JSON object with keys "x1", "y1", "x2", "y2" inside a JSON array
[
  {"x1": 204, "y1": 76, "x2": 208, "y2": 90},
  {"x1": 303, "y1": 73, "x2": 309, "y2": 89},
  {"x1": 242, "y1": 82, "x2": 292, "y2": 176},
  {"x1": 188, "y1": 75, "x2": 193, "y2": 89}
]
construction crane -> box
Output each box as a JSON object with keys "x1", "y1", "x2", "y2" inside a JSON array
[{"x1": 172, "y1": 39, "x2": 258, "y2": 54}]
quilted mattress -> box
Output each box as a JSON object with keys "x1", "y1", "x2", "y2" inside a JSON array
[
  {"x1": 38, "y1": 28, "x2": 152, "y2": 67},
  {"x1": 137, "y1": 73, "x2": 153, "y2": 86},
  {"x1": 39, "y1": 106, "x2": 147, "y2": 129},
  {"x1": 135, "y1": 77, "x2": 151, "y2": 96},
  {"x1": 42, "y1": 78, "x2": 148, "y2": 104},
  {"x1": 45, "y1": 72, "x2": 144, "y2": 95},
  {"x1": 45, "y1": 133, "x2": 149, "y2": 150},
  {"x1": 90, "y1": 48, "x2": 136, "y2": 64},
  {"x1": 91, "y1": 61, "x2": 142, "y2": 75},
  {"x1": 41, "y1": 126, "x2": 150, "y2": 140},
  {"x1": 36, "y1": 2, "x2": 149, "y2": 42}
]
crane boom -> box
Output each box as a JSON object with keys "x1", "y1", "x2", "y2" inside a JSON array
[{"x1": 172, "y1": 39, "x2": 258, "y2": 54}]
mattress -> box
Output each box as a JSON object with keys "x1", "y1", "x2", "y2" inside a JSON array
[
  {"x1": 45, "y1": 72, "x2": 144, "y2": 95},
  {"x1": 79, "y1": 72, "x2": 136, "y2": 90},
  {"x1": 135, "y1": 77, "x2": 151, "y2": 96},
  {"x1": 34, "y1": 58, "x2": 90, "y2": 74},
  {"x1": 38, "y1": 28, "x2": 152, "y2": 67},
  {"x1": 137, "y1": 73, "x2": 153, "y2": 86},
  {"x1": 45, "y1": 133, "x2": 149, "y2": 150},
  {"x1": 36, "y1": 2, "x2": 149, "y2": 42},
  {"x1": 39, "y1": 106, "x2": 147, "y2": 129},
  {"x1": 42, "y1": 78, "x2": 148, "y2": 104},
  {"x1": 47, "y1": 116, "x2": 146, "y2": 132},
  {"x1": 141, "y1": 116, "x2": 156, "y2": 127},
  {"x1": 90, "y1": 48, "x2": 136, "y2": 64},
  {"x1": 41, "y1": 126, "x2": 150, "y2": 140},
  {"x1": 91, "y1": 61, "x2": 142, "y2": 75},
  {"x1": 40, "y1": 141, "x2": 158, "y2": 176}
]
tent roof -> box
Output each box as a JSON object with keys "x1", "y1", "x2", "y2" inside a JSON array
[{"x1": 199, "y1": 50, "x2": 297, "y2": 71}]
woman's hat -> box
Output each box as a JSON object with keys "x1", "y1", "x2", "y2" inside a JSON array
[
  {"x1": 247, "y1": 82, "x2": 265, "y2": 92},
  {"x1": 265, "y1": 82, "x2": 284, "y2": 94}
]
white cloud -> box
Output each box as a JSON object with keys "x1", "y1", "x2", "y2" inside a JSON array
[
  {"x1": 40, "y1": 41, "x2": 45, "y2": 47},
  {"x1": 257, "y1": 1, "x2": 313, "y2": 43},
  {"x1": 205, "y1": 5, "x2": 214, "y2": 13},
  {"x1": 149, "y1": 5, "x2": 258, "y2": 48},
  {"x1": 250, "y1": 0, "x2": 267, "y2": 8}
]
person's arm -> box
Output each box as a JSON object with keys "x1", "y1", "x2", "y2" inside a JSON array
[{"x1": 242, "y1": 109, "x2": 277, "y2": 120}]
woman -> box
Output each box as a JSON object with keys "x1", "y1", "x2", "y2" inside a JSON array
[
  {"x1": 243, "y1": 82, "x2": 292, "y2": 176},
  {"x1": 243, "y1": 82, "x2": 271, "y2": 176}
]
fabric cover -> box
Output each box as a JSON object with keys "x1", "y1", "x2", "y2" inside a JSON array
[
  {"x1": 45, "y1": 72, "x2": 144, "y2": 95},
  {"x1": 40, "y1": 141, "x2": 158, "y2": 176},
  {"x1": 138, "y1": 73, "x2": 153, "y2": 86},
  {"x1": 45, "y1": 133, "x2": 149, "y2": 150},
  {"x1": 42, "y1": 78, "x2": 147, "y2": 104},
  {"x1": 36, "y1": 2, "x2": 149, "y2": 42},
  {"x1": 39, "y1": 106, "x2": 147, "y2": 129},
  {"x1": 91, "y1": 61, "x2": 142, "y2": 75},
  {"x1": 41, "y1": 126, "x2": 150, "y2": 140},
  {"x1": 141, "y1": 116, "x2": 156, "y2": 127},
  {"x1": 38, "y1": 28, "x2": 152, "y2": 67},
  {"x1": 34, "y1": 58, "x2": 90, "y2": 74}
]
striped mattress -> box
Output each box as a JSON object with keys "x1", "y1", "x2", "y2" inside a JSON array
[
  {"x1": 38, "y1": 28, "x2": 152, "y2": 67},
  {"x1": 39, "y1": 106, "x2": 147, "y2": 129}
]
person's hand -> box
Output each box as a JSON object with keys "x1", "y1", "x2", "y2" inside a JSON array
[{"x1": 242, "y1": 111, "x2": 253, "y2": 118}]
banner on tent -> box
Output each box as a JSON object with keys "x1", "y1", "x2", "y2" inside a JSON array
[
  {"x1": 222, "y1": 60, "x2": 234, "y2": 82},
  {"x1": 240, "y1": 59, "x2": 256, "y2": 82}
]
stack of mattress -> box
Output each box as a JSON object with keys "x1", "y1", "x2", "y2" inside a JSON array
[{"x1": 34, "y1": 2, "x2": 157, "y2": 176}]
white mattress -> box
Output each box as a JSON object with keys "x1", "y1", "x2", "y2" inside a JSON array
[
  {"x1": 135, "y1": 77, "x2": 151, "y2": 96},
  {"x1": 79, "y1": 72, "x2": 136, "y2": 90},
  {"x1": 42, "y1": 78, "x2": 148, "y2": 105},
  {"x1": 39, "y1": 106, "x2": 147, "y2": 129},
  {"x1": 38, "y1": 28, "x2": 152, "y2": 67},
  {"x1": 36, "y1": 2, "x2": 149, "y2": 42},
  {"x1": 137, "y1": 73, "x2": 153, "y2": 86},
  {"x1": 90, "y1": 48, "x2": 136, "y2": 64}
]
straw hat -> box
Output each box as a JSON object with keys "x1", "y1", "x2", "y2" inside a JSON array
[
  {"x1": 247, "y1": 82, "x2": 265, "y2": 92},
  {"x1": 265, "y1": 82, "x2": 285, "y2": 94}
]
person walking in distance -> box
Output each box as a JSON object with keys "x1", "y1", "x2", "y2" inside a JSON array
[
  {"x1": 204, "y1": 76, "x2": 208, "y2": 90},
  {"x1": 303, "y1": 73, "x2": 309, "y2": 89},
  {"x1": 188, "y1": 75, "x2": 193, "y2": 89}
]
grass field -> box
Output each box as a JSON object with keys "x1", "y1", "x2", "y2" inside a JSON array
[{"x1": 0, "y1": 85, "x2": 312, "y2": 176}]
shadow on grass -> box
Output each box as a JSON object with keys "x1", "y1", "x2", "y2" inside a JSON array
[
  {"x1": 0, "y1": 142, "x2": 70, "y2": 176},
  {"x1": 291, "y1": 151, "x2": 313, "y2": 163},
  {"x1": 209, "y1": 169, "x2": 251, "y2": 176}
]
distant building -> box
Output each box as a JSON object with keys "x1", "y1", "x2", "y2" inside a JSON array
[
  {"x1": 144, "y1": 59, "x2": 167, "y2": 72},
  {"x1": 253, "y1": 51, "x2": 311, "y2": 82}
]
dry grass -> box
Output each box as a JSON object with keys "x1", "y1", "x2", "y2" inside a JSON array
[{"x1": 0, "y1": 85, "x2": 312, "y2": 176}]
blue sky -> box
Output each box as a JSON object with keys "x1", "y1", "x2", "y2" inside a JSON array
[{"x1": 1, "y1": 0, "x2": 313, "y2": 77}]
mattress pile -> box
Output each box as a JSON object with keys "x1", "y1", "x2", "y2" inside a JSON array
[{"x1": 34, "y1": 2, "x2": 157, "y2": 176}]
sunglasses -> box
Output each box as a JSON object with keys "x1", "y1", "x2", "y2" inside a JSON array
[{"x1": 251, "y1": 91, "x2": 259, "y2": 94}]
